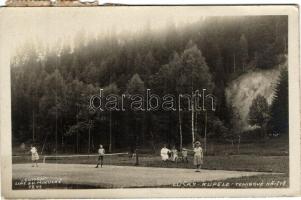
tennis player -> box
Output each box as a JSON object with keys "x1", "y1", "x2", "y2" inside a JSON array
[
  {"x1": 95, "y1": 144, "x2": 105, "y2": 168},
  {"x1": 30, "y1": 145, "x2": 39, "y2": 167}
]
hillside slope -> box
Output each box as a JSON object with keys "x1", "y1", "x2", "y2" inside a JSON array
[{"x1": 225, "y1": 68, "x2": 281, "y2": 130}]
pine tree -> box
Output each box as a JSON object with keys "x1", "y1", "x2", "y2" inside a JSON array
[
  {"x1": 248, "y1": 95, "x2": 270, "y2": 138},
  {"x1": 270, "y1": 68, "x2": 288, "y2": 135},
  {"x1": 127, "y1": 74, "x2": 145, "y2": 94}
]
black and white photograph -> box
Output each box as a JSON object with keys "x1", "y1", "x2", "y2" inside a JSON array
[{"x1": 0, "y1": 5, "x2": 300, "y2": 198}]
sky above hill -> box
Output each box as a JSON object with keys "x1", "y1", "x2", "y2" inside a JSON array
[{"x1": 1, "y1": 7, "x2": 209, "y2": 54}]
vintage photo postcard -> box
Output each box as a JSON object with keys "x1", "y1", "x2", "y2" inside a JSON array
[{"x1": 0, "y1": 5, "x2": 300, "y2": 198}]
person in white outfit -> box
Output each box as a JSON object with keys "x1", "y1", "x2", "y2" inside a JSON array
[
  {"x1": 193, "y1": 141, "x2": 203, "y2": 172},
  {"x1": 160, "y1": 144, "x2": 170, "y2": 161},
  {"x1": 30, "y1": 145, "x2": 39, "y2": 167}
]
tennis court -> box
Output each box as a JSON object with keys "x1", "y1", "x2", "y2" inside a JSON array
[{"x1": 12, "y1": 163, "x2": 273, "y2": 188}]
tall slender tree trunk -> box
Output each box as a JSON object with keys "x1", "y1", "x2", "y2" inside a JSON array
[
  {"x1": 195, "y1": 111, "x2": 198, "y2": 139},
  {"x1": 262, "y1": 122, "x2": 268, "y2": 140},
  {"x1": 168, "y1": 112, "x2": 171, "y2": 146},
  {"x1": 88, "y1": 120, "x2": 91, "y2": 154},
  {"x1": 32, "y1": 111, "x2": 35, "y2": 142},
  {"x1": 91, "y1": 134, "x2": 94, "y2": 150},
  {"x1": 76, "y1": 104, "x2": 79, "y2": 153},
  {"x1": 61, "y1": 118, "x2": 63, "y2": 142},
  {"x1": 61, "y1": 129, "x2": 64, "y2": 145},
  {"x1": 237, "y1": 135, "x2": 241, "y2": 154},
  {"x1": 204, "y1": 110, "x2": 207, "y2": 153},
  {"x1": 109, "y1": 111, "x2": 112, "y2": 152},
  {"x1": 61, "y1": 118, "x2": 64, "y2": 153},
  {"x1": 55, "y1": 106, "x2": 58, "y2": 154},
  {"x1": 149, "y1": 131, "x2": 156, "y2": 153},
  {"x1": 76, "y1": 132, "x2": 79, "y2": 153},
  {"x1": 55, "y1": 64, "x2": 58, "y2": 154},
  {"x1": 41, "y1": 134, "x2": 48, "y2": 155},
  {"x1": 191, "y1": 93, "x2": 195, "y2": 148},
  {"x1": 178, "y1": 104, "x2": 183, "y2": 150}
]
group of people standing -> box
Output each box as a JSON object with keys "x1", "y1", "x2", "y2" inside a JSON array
[
  {"x1": 160, "y1": 141, "x2": 204, "y2": 172},
  {"x1": 160, "y1": 145, "x2": 179, "y2": 162}
]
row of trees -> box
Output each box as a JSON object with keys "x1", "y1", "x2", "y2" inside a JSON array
[{"x1": 11, "y1": 16, "x2": 288, "y2": 153}]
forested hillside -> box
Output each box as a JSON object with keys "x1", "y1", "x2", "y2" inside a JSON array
[{"x1": 11, "y1": 16, "x2": 288, "y2": 153}]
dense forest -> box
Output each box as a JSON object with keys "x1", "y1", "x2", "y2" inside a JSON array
[{"x1": 11, "y1": 16, "x2": 288, "y2": 154}]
